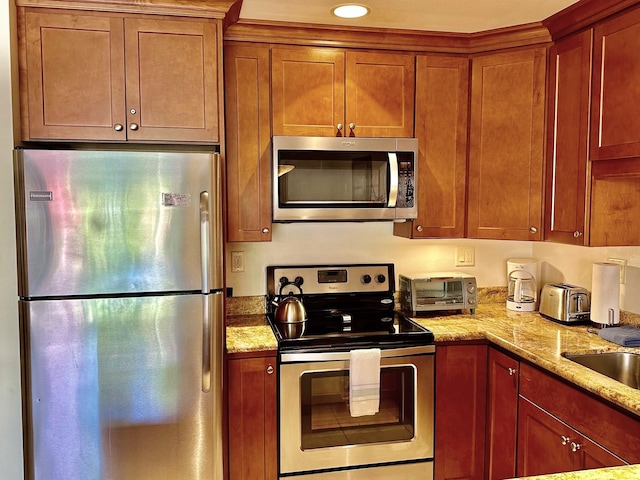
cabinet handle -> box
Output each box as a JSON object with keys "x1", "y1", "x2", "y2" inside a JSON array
[
  {"x1": 573, "y1": 231, "x2": 583, "y2": 238},
  {"x1": 262, "y1": 228, "x2": 270, "y2": 234},
  {"x1": 416, "y1": 225, "x2": 424, "y2": 232},
  {"x1": 114, "y1": 124, "x2": 124, "y2": 132},
  {"x1": 530, "y1": 226, "x2": 538, "y2": 234},
  {"x1": 129, "y1": 123, "x2": 139, "y2": 131},
  {"x1": 571, "y1": 442, "x2": 581, "y2": 452},
  {"x1": 508, "y1": 367, "x2": 517, "y2": 376},
  {"x1": 266, "y1": 365, "x2": 274, "y2": 375},
  {"x1": 349, "y1": 123, "x2": 356, "y2": 131},
  {"x1": 561, "y1": 435, "x2": 570, "y2": 446},
  {"x1": 337, "y1": 123, "x2": 343, "y2": 131}
]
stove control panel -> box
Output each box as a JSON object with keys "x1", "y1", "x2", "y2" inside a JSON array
[{"x1": 268, "y1": 264, "x2": 394, "y2": 296}]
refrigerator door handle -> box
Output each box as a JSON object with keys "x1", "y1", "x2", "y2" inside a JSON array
[
  {"x1": 202, "y1": 295, "x2": 211, "y2": 393},
  {"x1": 200, "y1": 191, "x2": 210, "y2": 294},
  {"x1": 200, "y1": 191, "x2": 211, "y2": 393}
]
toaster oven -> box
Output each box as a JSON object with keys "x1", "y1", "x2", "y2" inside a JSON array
[{"x1": 399, "y1": 274, "x2": 477, "y2": 315}]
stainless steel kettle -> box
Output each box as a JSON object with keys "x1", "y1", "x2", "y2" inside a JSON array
[{"x1": 274, "y1": 282, "x2": 307, "y2": 324}]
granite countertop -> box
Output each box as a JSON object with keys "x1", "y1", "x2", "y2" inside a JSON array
[{"x1": 225, "y1": 299, "x2": 640, "y2": 479}]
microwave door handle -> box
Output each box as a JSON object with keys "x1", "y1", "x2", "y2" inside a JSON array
[{"x1": 388, "y1": 152, "x2": 398, "y2": 207}]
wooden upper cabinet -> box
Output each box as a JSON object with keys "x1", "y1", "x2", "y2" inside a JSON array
[
  {"x1": 271, "y1": 46, "x2": 415, "y2": 137},
  {"x1": 124, "y1": 17, "x2": 219, "y2": 143},
  {"x1": 394, "y1": 55, "x2": 468, "y2": 239},
  {"x1": 467, "y1": 47, "x2": 546, "y2": 240},
  {"x1": 21, "y1": 10, "x2": 126, "y2": 141},
  {"x1": 224, "y1": 43, "x2": 272, "y2": 242},
  {"x1": 544, "y1": 30, "x2": 593, "y2": 245},
  {"x1": 20, "y1": 9, "x2": 220, "y2": 143},
  {"x1": 591, "y1": 6, "x2": 640, "y2": 161}
]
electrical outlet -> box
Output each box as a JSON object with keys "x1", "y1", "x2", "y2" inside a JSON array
[
  {"x1": 455, "y1": 247, "x2": 475, "y2": 267},
  {"x1": 231, "y1": 251, "x2": 245, "y2": 273},
  {"x1": 607, "y1": 257, "x2": 627, "y2": 284}
]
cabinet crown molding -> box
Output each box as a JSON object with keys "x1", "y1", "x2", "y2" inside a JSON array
[{"x1": 16, "y1": 0, "x2": 241, "y2": 18}]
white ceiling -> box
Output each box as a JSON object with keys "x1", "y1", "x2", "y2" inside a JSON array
[{"x1": 239, "y1": 0, "x2": 581, "y2": 33}]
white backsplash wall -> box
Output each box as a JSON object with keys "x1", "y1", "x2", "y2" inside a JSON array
[
  {"x1": 226, "y1": 223, "x2": 640, "y2": 315},
  {"x1": 533, "y1": 242, "x2": 640, "y2": 314},
  {"x1": 226, "y1": 221, "x2": 532, "y2": 296}
]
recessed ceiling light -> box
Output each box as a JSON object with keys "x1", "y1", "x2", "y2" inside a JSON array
[{"x1": 331, "y1": 4, "x2": 371, "y2": 19}]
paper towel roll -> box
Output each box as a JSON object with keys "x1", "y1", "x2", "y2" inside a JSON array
[{"x1": 591, "y1": 262, "x2": 621, "y2": 325}]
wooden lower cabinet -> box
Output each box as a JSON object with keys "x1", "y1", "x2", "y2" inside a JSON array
[
  {"x1": 517, "y1": 397, "x2": 625, "y2": 476},
  {"x1": 228, "y1": 354, "x2": 277, "y2": 480},
  {"x1": 435, "y1": 344, "x2": 487, "y2": 480},
  {"x1": 518, "y1": 362, "x2": 636, "y2": 473},
  {"x1": 485, "y1": 348, "x2": 519, "y2": 480}
]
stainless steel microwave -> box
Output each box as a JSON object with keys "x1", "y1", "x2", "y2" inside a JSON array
[{"x1": 272, "y1": 136, "x2": 418, "y2": 222}]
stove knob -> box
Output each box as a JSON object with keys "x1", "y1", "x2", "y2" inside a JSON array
[
  {"x1": 279, "y1": 276, "x2": 289, "y2": 286},
  {"x1": 362, "y1": 274, "x2": 372, "y2": 284},
  {"x1": 294, "y1": 276, "x2": 304, "y2": 286},
  {"x1": 376, "y1": 274, "x2": 386, "y2": 283}
]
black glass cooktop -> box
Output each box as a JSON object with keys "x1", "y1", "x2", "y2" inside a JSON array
[{"x1": 267, "y1": 309, "x2": 434, "y2": 352}]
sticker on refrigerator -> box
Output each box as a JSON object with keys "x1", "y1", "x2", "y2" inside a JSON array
[
  {"x1": 29, "y1": 191, "x2": 53, "y2": 201},
  {"x1": 162, "y1": 193, "x2": 191, "y2": 207}
]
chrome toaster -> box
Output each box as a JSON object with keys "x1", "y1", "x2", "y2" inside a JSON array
[{"x1": 539, "y1": 283, "x2": 590, "y2": 323}]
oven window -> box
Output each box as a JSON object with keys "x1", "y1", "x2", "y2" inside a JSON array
[
  {"x1": 299, "y1": 365, "x2": 415, "y2": 449},
  {"x1": 277, "y1": 151, "x2": 389, "y2": 207}
]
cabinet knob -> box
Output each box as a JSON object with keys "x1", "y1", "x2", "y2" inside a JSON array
[
  {"x1": 349, "y1": 123, "x2": 356, "y2": 131},
  {"x1": 508, "y1": 367, "x2": 517, "y2": 376},
  {"x1": 266, "y1": 365, "x2": 274, "y2": 375},
  {"x1": 114, "y1": 124, "x2": 124, "y2": 132},
  {"x1": 571, "y1": 442, "x2": 581, "y2": 452},
  {"x1": 573, "y1": 231, "x2": 583, "y2": 238},
  {"x1": 129, "y1": 123, "x2": 139, "y2": 131},
  {"x1": 416, "y1": 225, "x2": 424, "y2": 232},
  {"x1": 530, "y1": 226, "x2": 538, "y2": 234},
  {"x1": 337, "y1": 123, "x2": 343, "y2": 131},
  {"x1": 262, "y1": 228, "x2": 270, "y2": 234},
  {"x1": 130, "y1": 108, "x2": 137, "y2": 115},
  {"x1": 561, "y1": 435, "x2": 570, "y2": 446}
]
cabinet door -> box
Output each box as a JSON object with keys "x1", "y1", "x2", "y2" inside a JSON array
[
  {"x1": 225, "y1": 43, "x2": 272, "y2": 242},
  {"x1": 271, "y1": 46, "x2": 345, "y2": 137},
  {"x1": 345, "y1": 51, "x2": 415, "y2": 138},
  {"x1": 485, "y1": 348, "x2": 519, "y2": 480},
  {"x1": 590, "y1": 158, "x2": 640, "y2": 246},
  {"x1": 22, "y1": 10, "x2": 126, "y2": 141},
  {"x1": 435, "y1": 344, "x2": 487, "y2": 480},
  {"x1": 394, "y1": 56, "x2": 468, "y2": 239},
  {"x1": 517, "y1": 397, "x2": 625, "y2": 476},
  {"x1": 124, "y1": 17, "x2": 220, "y2": 143},
  {"x1": 591, "y1": 6, "x2": 640, "y2": 161},
  {"x1": 467, "y1": 48, "x2": 546, "y2": 240},
  {"x1": 517, "y1": 397, "x2": 579, "y2": 476},
  {"x1": 228, "y1": 356, "x2": 277, "y2": 480},
  {"x1": 545, "y1": 30, "x2": 592, "y2": 245}
]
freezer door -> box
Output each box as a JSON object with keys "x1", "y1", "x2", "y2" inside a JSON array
[
  {"x1": 14, "y1": 149, "x2": 223, "y2": 297},
  {"x1": 21, "y1": 292, "x2": 223, "y2": 480}
]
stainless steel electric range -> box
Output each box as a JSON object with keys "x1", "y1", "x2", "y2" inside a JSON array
[{"x1": 266, "y1": 264, "x2": 435, "y2": 480}]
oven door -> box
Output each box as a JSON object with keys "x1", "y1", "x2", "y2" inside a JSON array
[{"x1": 279, "y1": 345, "x2": 434, "y2": 476}]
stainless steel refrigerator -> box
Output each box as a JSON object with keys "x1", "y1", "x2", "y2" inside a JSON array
[{"x1": 14, "y1": 148, "x2": 224, "y2": 480}]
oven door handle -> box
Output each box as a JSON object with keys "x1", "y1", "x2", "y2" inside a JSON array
[{"x1": 280, "y1": 344, "x2": 435, "y2": 363}]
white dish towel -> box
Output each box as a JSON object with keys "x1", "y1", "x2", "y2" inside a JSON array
[{"x1": 349, "y1": 348, "x2": 381, "y2": 417}]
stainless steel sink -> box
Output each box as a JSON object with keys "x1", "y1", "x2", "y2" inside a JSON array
[{"x1": 563, "y1": 352, "x2": 640, "y2": 389}]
